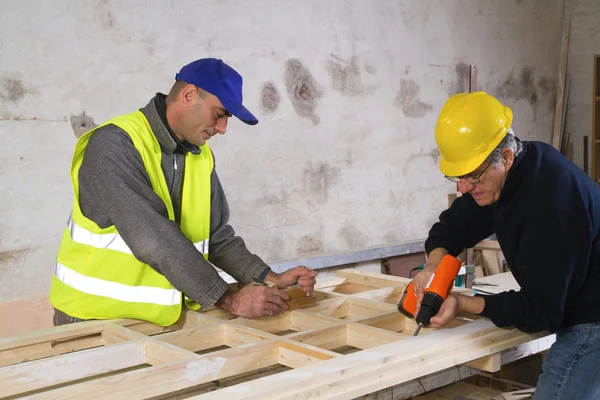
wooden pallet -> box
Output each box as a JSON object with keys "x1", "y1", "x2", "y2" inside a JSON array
[{"x1": 0, "y1": 269, "x2": 548, "y2": 400}]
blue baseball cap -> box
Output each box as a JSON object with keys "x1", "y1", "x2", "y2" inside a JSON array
[{"x1": 175, "y1": 58, "x2": 258, "y2": 125}]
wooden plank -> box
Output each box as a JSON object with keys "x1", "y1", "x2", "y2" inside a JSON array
[
  {"x1": 473, "y1": 240, "x2": 501, "y2": 251},
  {"x1": 465, "y1": 353, "x2": 501, "y2": 372},
  {"x1": 278, "y1": 341, "x2": 338, "y2": 369},
  {"x1": 318, "y1": 282, "x2": 380, "y2": 295},
  {"x1": 500, "y1": 335, "x2": 555, "y2": 365},
  {"x1": 552, "y1": 17, "x2": 570, "y2": 150},
  {"x1": 102, "y1": 323, "x2": 147, "y2": 344},
  {"x1": 0, "y1": 340, "x2": 146, "y2": 397},
  {"x1": 24, "y1": 342, "x2": 279, "y2": 400},
  {"x1": 224, "y1": 324, "x2": 275, "y2": 348},
  {"x1": 350, "y1": 287, "x2": 401, "y2": 304},
  {"x1": 356, "y1": 311, "x2": 408, "y2": 333},
  {"x1": 144, "y1": 338, "x2": 202, "y2": 365},
  {"x1": 347, "y1": 324, "x2": 404, "y2": 349},
  {"x1": 157, "y1": 324, "x2": 226, "y2": 353},
  {"x1": 290, "y1": 309, "x2": 345, "y2": 329},
  {"x1": 287, "y1": 325, "x2": 348, "y2": 351},
  {"x1": 391, "y1": 366, "x2": 479, "y2": 399},
  {"x1": 336, "y1": 269, "x2": 411, "y2": 289}
]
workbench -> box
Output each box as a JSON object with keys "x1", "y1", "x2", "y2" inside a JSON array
[{"x1": 0, "y1": 269, "x2": 555, "y2": 399}]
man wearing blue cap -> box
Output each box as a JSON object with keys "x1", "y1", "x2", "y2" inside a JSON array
[{"x1": 49, "y1": 58, "x2": 317, "y2": 327}]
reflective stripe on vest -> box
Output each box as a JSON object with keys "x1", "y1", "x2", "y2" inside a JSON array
[
  {"x1": 53, "y1": 261, "x2": 180, "y2": 306},
  {"x1": 66, "y1": 214, "x2": 209, "y2": 256}
]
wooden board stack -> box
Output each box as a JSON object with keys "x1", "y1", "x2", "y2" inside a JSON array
[{"x1": 0, "y1": 269, "x2": 549, "y2": 399}]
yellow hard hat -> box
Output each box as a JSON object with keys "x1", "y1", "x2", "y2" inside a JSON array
[{"x1": 435, "y1": 91, "x2": 513, "y2": 177}]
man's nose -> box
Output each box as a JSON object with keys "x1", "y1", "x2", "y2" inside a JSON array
[
  {"x1": 458, "y1": 179, "x2": 475, "y2": 194},
  {"x1": 215, "y1": 117, "x2": 228, "y2": 134}
]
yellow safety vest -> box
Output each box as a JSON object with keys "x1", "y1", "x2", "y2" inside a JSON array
[{"x1": 49, "y1": 110, "x2": 213, "y2": 326}]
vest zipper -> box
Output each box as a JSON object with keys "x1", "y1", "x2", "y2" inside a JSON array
[{"x1": 173, "y1": 154, "x2": 178, "y2": 170}]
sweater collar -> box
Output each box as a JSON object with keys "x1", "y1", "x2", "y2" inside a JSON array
[
  {"x1": 140, "y1": 93, "x2": 201, "y2": 155},
  {"x1": 496, "y1": 138, "x2": 528, "y2": 205}
]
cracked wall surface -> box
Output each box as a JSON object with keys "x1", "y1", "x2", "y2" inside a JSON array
[{"x1": 0, "y1": 0, "x2": 564, "y2": 302}]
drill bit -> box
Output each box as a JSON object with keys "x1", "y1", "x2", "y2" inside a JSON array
[{"x1": 413, "y1": 323, "x2": 423, "y2": 336}]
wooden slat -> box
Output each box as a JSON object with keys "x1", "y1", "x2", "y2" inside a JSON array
[
  {"x1": 278, "y1": 341, "x2": 338, "y2": 369},
  {"x1": 288, "y1": 325, "x2": 348, "y2": 351},
  {"x1": 24, "y1": 342, "x2": 279, "y2": 400},
  {"x1": 465, "y1": 353, "x2": 501, "y2": 372},
  {"x1": 144, "y1": 339, "x2": 201, "y2": 365},
  {"x1": 552, "y1": 16, "x2": 571, "y2": 149},
  {"x1": 0, "y1": 340, "x2": 146, "y2": 397},
  {"x1": 157, "y1": 324, "x2": 226, "y2": 353},
  {"x1": 347, "y1": 323, "x2": 404, "y2": 349}
]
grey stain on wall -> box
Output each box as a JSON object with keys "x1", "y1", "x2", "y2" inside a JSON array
[
  {"x1": 296, "y1": 234, "x2": 323, "y2": 256},
  {"x1": 261, "y1": 82, "x2": 280, "y2": 113},
  {"x1": 284, "y1": 59, "x2": 323, "y2": 125},
  {"x1": 339, "y1": 222, "x2": 367, "y2": 249},
  {"x1": 395, "y1": 79, "x2": 433, "y2": 118},
  {"x1": 70, "y1": 111, "x2": 97, "y2": 139},
  {"x1": 0, "y1": 76, "x2": 27, "y2": 103},
  {"x1": 495, "y1": 66, "x2": 555, "y2": 118},
  {"x1": 0, "y1": 248, "x2": 28, "y2": 273},
  {"x1": 303, "y1": 162, "x2": 340, "y2": 204},
  {"x1": 95, "y1": 0, "x2": 116, "y2": 30},
  {"x1": 327, "y1": 56, "x2": 363, "y2": 97}
]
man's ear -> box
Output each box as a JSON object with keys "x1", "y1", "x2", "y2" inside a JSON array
[
  {"x1": 502, "y1": 148, "x2": 514, "y2": 169},
  {"x1": 180, "y1": 84, "x2": 196, "y2": 104}
]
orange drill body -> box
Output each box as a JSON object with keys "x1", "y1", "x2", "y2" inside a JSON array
[{"x1": 398, "y1": 255, "x2": 462, "y2": 334}]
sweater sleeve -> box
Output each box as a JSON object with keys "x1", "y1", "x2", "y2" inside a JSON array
[
  {"x1": 208, "y1": 165, "x2": 272, "y2": 285},
  {"x1": 79, "y1": 125, "x2": 229, "y2": 308},
  {"x1": 425, "y1": 194, "x2": 495, "y2": 256},
  {"x1": 479, "y1": 211, "x2": 591, "y2": 332}
]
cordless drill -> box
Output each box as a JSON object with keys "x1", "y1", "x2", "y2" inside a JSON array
[{"x1": 398, "y1": 254, "x2": 462, "y2": 336}]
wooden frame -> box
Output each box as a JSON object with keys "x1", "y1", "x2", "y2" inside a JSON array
[
  {"x1": 0, "y1": 269, "x2": 551, "y2": 399},
  {"x1": 593, "y1": 55, "x2": 600, "y2": 183}
]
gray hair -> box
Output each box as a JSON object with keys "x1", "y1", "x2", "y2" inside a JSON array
[{"x1": 485, "y1": 128, "x2": 523, "y2": 167}]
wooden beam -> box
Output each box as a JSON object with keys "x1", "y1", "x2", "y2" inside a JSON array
[
  {"x1": 465, "y1": 353, "x2": 501, "y2": 372},
  {"x1": 278, "y1": 341, "x2": 338, "y2": 369},
  {"x1": 23, "y1": 342, "x2": 279, "y2": 400},
  {"x1": 552, "y1": 16, "x2": 571, "y2": 149},
  {"x1": 0, "y1": 340, "x2": 146, "y2": 398}
]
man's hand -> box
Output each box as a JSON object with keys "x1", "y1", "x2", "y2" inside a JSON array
[
  {"x1": 429, "y1": 294, "x2": 485, "y2": 329},
  {"x1": 428, "y1": 294, "x2": 460, "y2": 328},
  {"x1": 266, "y1": 266, "x2": 317, "y2": 296},
  {"x1": 413, "y1": 248, "x2": 449, "y2": 316},
  {"x1": 216, "y1": 285, "x2": 290, "y2": 318}
]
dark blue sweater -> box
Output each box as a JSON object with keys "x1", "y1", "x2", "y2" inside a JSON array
[{"x1": 425, "y1": 140, "x2": 600, "y2": 333}]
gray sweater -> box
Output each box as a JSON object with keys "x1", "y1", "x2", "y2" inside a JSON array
[{"x1": 76, "y1": 94, "x2": 271, "y2": 308}]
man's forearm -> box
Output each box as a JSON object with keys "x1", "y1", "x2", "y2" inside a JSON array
[
  {"x1": 457, "y1": 294, "x2": 486, "y2": 315},
  {"x1": 424, "y1": 248, "x2": 449, "y2": 271},
  {"x1": 208, "y1": 168, "x2": 271, "y2": 284}
]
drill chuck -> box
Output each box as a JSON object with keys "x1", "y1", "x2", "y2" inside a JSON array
[{"x1": 416, "y1": 292, "x2": 444, "y2": 327}]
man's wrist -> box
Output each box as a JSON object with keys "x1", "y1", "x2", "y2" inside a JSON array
[
  {"x1": 265, "y1": 271, "x2": 279, "y2": 285},
  {"x1": 216, "y1": 288, "x2": 234, "y2": 311},
  {"x1": 456, "y1": 294, "x2": 485, "y2": 315}
]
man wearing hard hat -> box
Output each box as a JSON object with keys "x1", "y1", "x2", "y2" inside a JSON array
[{"x1": 412, "y1": 92, "x2": 600, "y2": 399}]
